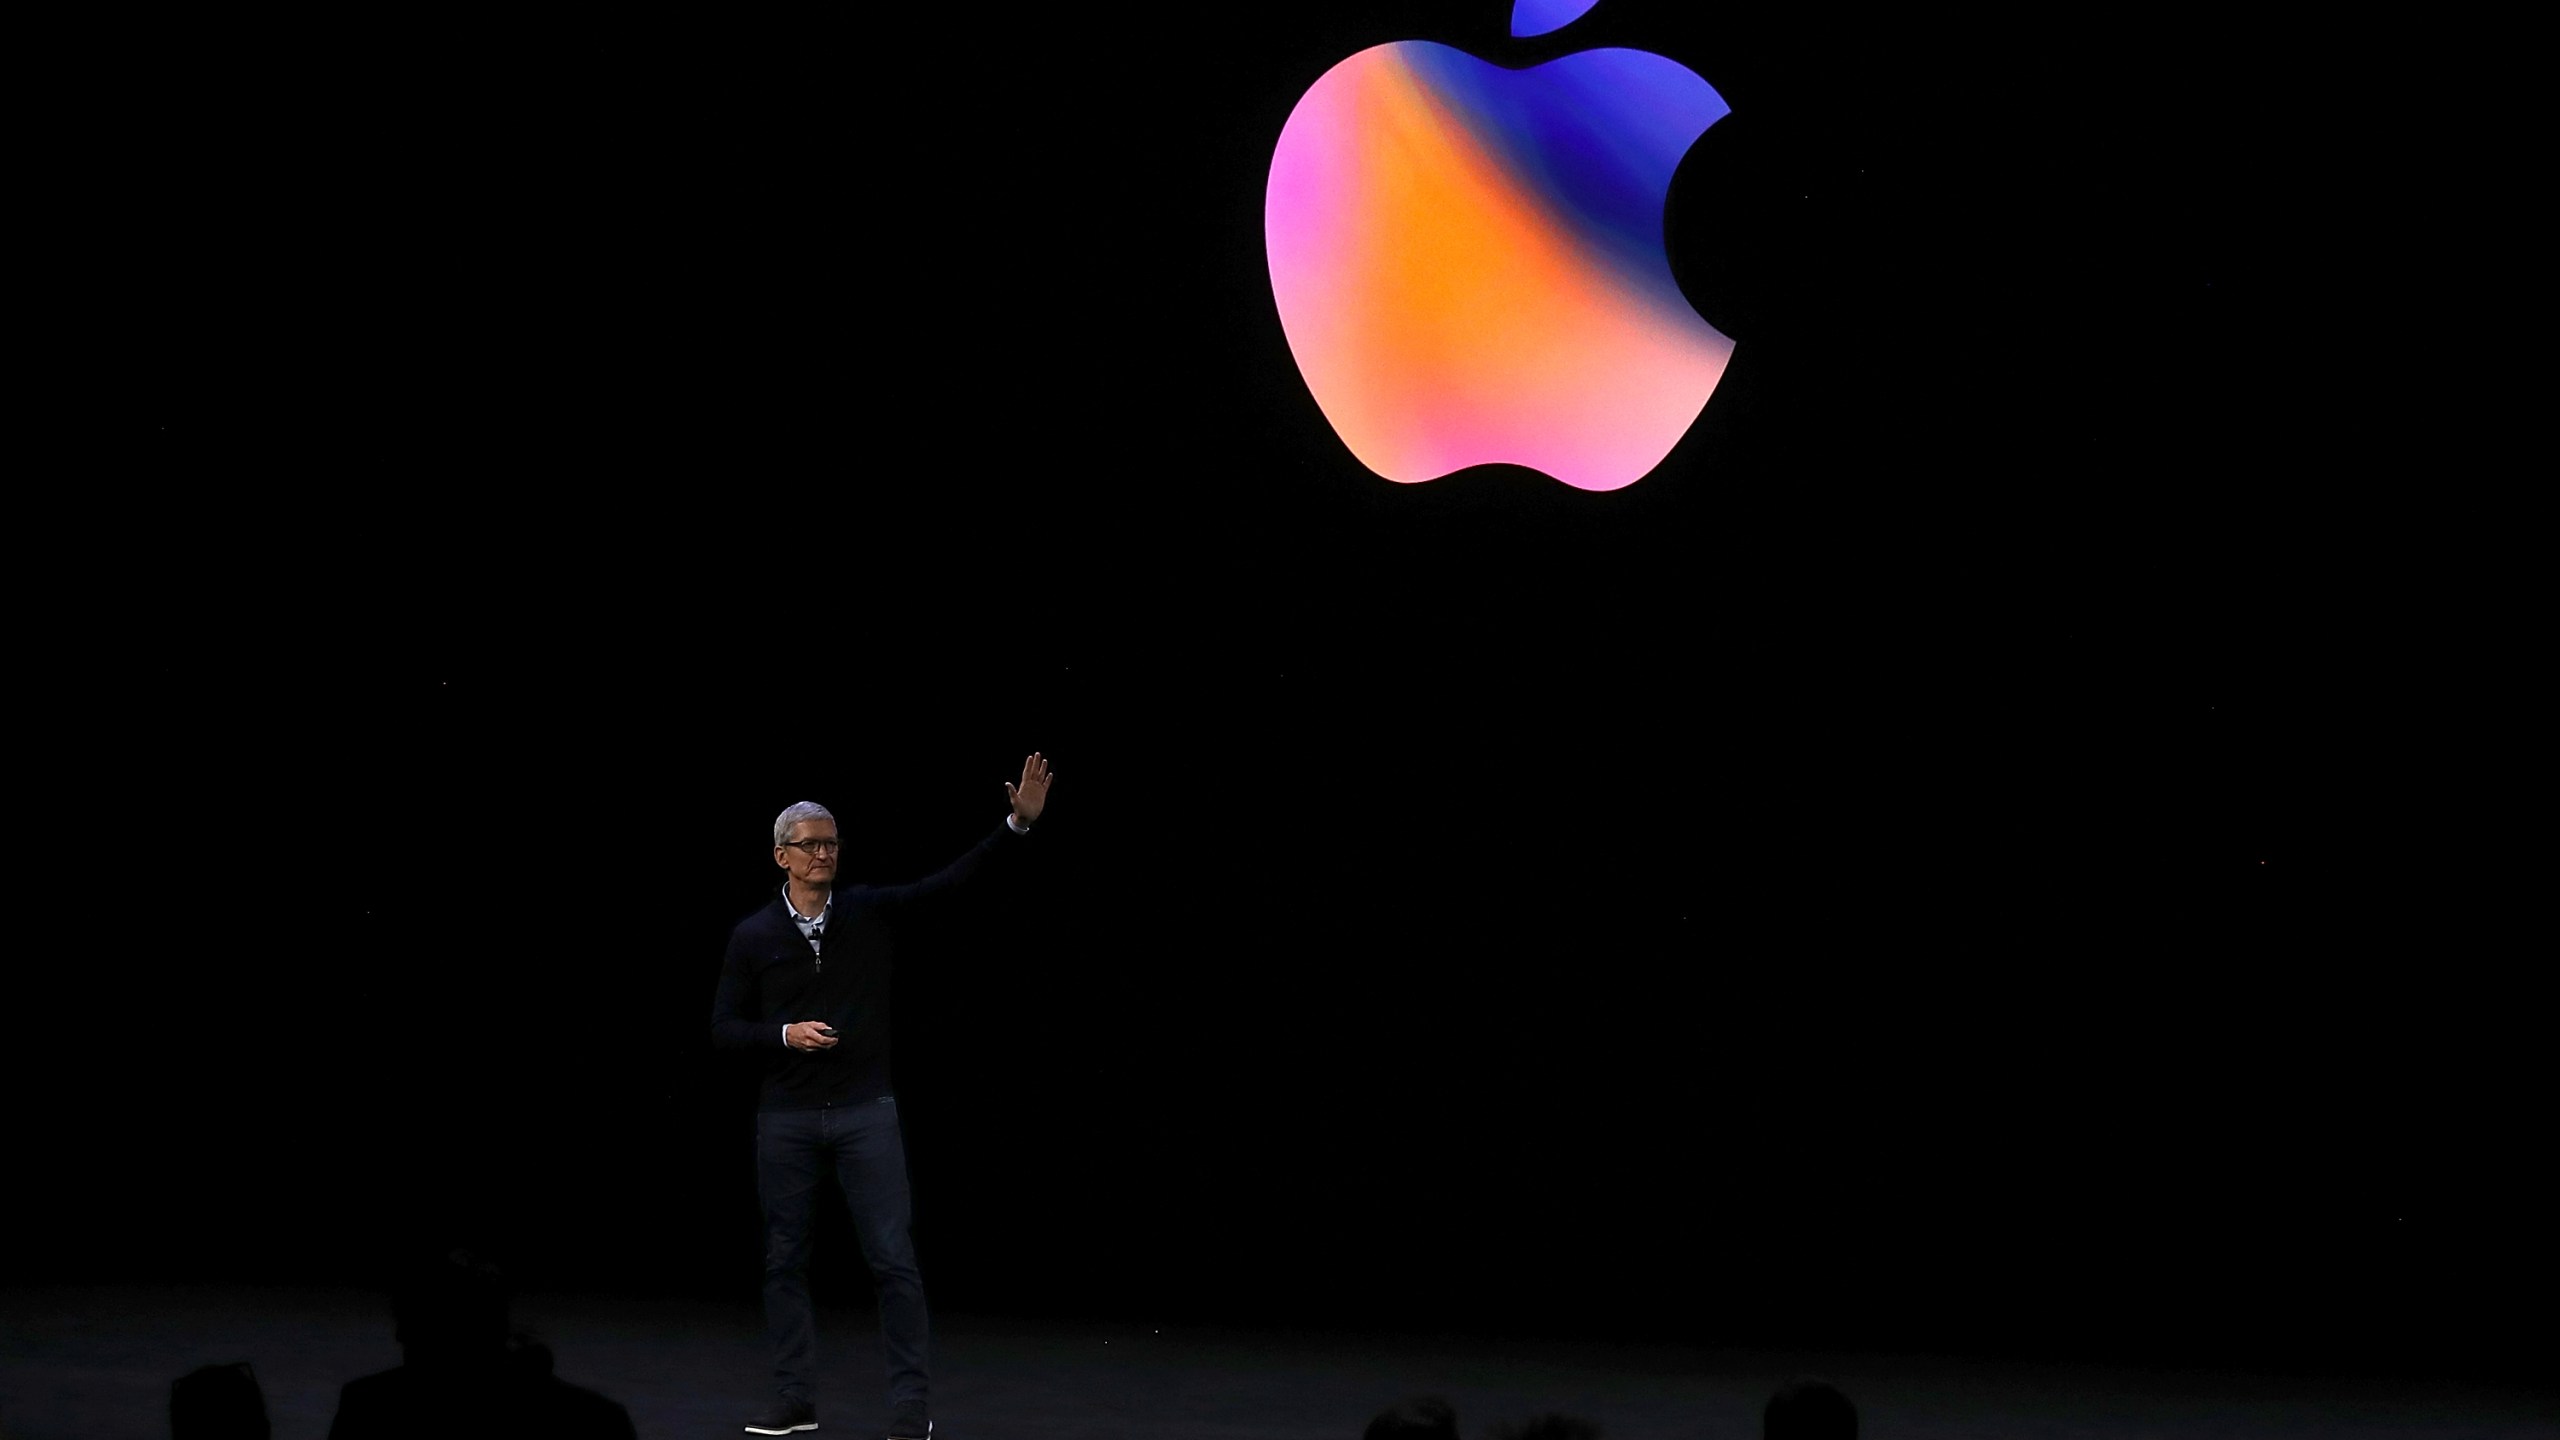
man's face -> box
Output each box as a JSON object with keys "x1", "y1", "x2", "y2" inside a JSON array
[{"x1": 775, "y1": 818, "x2": 841, "y2": 887}]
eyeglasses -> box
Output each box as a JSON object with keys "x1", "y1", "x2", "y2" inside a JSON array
[{"x1": 782, "y1": 838, "x2": 842, "y2": 855}]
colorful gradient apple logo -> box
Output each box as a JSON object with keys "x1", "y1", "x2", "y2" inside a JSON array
[{"x1": 1265, "y1": 0, "x2": 1733, "y2": 491}]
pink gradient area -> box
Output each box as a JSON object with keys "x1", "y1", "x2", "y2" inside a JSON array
[{"x1": 1265, "y1": 45, "x2": 1732, "y2": 492}]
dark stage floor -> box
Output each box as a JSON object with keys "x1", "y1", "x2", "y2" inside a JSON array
[{"x1": 3, "y1": 1284, "x2": 2551, "y2": 1439}]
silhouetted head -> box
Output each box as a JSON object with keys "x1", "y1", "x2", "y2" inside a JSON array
[
  {"x1": 1764, "y1": 1378, "x2": 1856, "y2": 1440},
  {"x1": 391, "y1": 1247, "x2": 511, "y2": 1366},
  {"x1": 171, "y1": 1361, "x2": 269, "y2": 1439},
  {"x1": 1364, "y1": 1393, "x2": 1460, "y2": 1440}
]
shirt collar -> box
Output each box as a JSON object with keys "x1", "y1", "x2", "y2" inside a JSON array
[{"x1": 782, "y1": 887, "x2": 830, "y2": 927}]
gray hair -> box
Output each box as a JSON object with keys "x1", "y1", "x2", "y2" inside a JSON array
[{"x1": 773, "y1": 801, "x2": 835, "y2": 847}]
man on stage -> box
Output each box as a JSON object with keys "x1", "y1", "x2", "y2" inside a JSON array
[{"x1": 712, "y1": 753, "x2": 1053, "y2": 1439}]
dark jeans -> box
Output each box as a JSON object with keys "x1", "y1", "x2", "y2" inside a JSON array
[{"x1": 756, "y1": 1099, "x2": 929, "y2": 1426}]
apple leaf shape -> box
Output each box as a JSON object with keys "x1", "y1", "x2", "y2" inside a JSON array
[
  {"x1": 1266, "y1": 42, "x2": 1733, "y2": 491},
  {"x1": 1512, "y1": 0, "x2": 1601, "y2": 39}
]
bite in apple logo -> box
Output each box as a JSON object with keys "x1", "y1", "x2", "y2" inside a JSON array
[{"x1": 1265, "y1": 0, "x2": 1732, "y2": 492}]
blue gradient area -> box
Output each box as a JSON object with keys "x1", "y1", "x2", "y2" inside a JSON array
[
  {"x1": 1511, "y1": 0, "x2": 1601, "y2": 37},
  {"x1": 1406, "y1": 44, "x2": 1730, "y2": 306}
]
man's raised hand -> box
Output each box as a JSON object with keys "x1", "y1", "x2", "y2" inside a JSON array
[{"x1": 1006, "y1": 752, "x2": 1054, "y2": 827}]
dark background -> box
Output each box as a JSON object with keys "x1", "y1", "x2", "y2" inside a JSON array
[{"x1": 28, "y1": 0, "x2": 2531, "y2": 1385}]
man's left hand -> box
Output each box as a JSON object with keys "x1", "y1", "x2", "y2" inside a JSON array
[{"x1": 1006, "y1": 752, "x2": 1054, "y2": 827}]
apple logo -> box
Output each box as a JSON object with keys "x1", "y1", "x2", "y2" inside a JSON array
[{"x1": 1265, "y1": 0, "x2": 1733, "y2": 491}]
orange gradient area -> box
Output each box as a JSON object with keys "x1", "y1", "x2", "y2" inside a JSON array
[{"x1": 1267, "y1": 43, "x2": 1732, "y2": 491}]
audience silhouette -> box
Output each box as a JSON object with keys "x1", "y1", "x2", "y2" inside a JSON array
[
  {"x1": 161, "y1": 1260, "x2": 1863, "y2": 1440},
  {"x1": 1764, "y1": 1378, "x2": 1857, "y2": 1440},
  {"x1": 324, "y1": 1246, "x2": 635, "y2": 1440},
  {"x1": 1364, "y1": 1393, "x2": 1462, "y2": 1439},
  {"x1": 171, "y1": 1361, "x2": 270, "y2": 1439},
  {"x1": 1354, "y1": 1377, "x2": 1858, "y2": 1440}
]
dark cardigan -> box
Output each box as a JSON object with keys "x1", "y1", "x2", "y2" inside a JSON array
[{"x1": 710, "y1": 820, "x2": 1021, "y2": 1110}]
